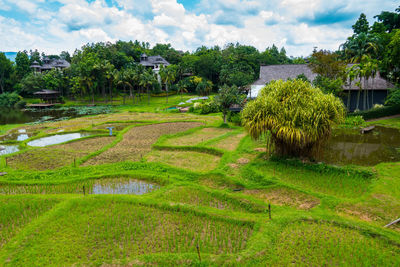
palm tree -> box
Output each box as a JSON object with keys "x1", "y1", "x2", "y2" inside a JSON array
[
  {"x1": 140, "y1": 69, "x2": 157, "y2": 105},
  {"x1": 115, "y1": 68, "x2": 133, "y2": 105},
  {"x1": 159, "y1": 65, "x2": 176, "y2": 103},
  {"x1": 177, "y1": 80, "x2": 188, "y2": 100}
]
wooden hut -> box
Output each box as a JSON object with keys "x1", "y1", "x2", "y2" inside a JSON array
[{"x1": 31, "y1": 89, "x2": 60, "y2": 107}]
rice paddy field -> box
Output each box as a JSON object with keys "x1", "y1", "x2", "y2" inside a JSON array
[{"x1": 1, "y1": 103, "x2": 400, "y2": 266}]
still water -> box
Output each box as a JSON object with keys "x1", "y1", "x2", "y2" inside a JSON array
[
  {"x1": 322, "y1": 126, "x2": 400, "y2": 166},
  {"x1": 27, "y1": 132, "x2": 95, "y2": 147}
]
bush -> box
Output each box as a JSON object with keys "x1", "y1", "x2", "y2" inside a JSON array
[
  {"x1": 341, "y1": 116, "x2": 365, "y2": 128},
  {"x1": 0, "y1": 93, "x2": 23, "y2": 108},
  {"x1": 14, "y1": 100, "x2": 27, "y2": 109},
  {"x1": 385, "y1": 89, "x2": 400, "y2": 106},
  {"x1": 227, "y1": 111, "x2": 242, "y2": 125},
  {"x1": 199, "y1": 101, "x2": 219, "y2": 114},
  {"x1": 350, "y1": 105, "x2": 400, "y2": 120}
]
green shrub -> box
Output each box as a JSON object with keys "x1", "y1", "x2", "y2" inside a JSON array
[
  {"x1": 15, "y1": 100, "x2": 27, "y2": 109},
  {"x1": 350, "y1": 105, "x2": 400, "y2": 120},
  {"x1": 385, "y1": 89, "x2": 400, "y2": 106},
  {"x1": 0, "y1": 93, "x2": 23, "y2": 108},
  {"x1": 199, "y1": 101, "x2": 219, "y2": 114},
  {"x1": 341, "y1": 116, "x2": 365, "y2": 128},
  {"x1": 227, "y1": 111, "x2": 242, "y2": 125}
]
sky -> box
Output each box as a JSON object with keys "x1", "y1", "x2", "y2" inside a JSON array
[{"x1": 0, "y1": 0, "x2": 398, "y2": 57}]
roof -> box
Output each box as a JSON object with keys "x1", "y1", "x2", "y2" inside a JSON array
[
  {"x1": 249, "y1": 64, "x2": 395, "y2": 98},
  {"x1": 33, "y1": 89, "x2": 60, "y2": 95},
  {"x1": 139, "y1": 55, "x2": 170, "y2": 67},
  {"x1": 33, "y1": 58, "x2": 70, "y2": 71}
]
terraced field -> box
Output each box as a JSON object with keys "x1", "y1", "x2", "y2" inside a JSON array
[{"x1": 0, "y1": 111, "x2": 400, "y2": 266}]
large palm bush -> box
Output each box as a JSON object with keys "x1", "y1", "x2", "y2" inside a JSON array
[{"x1": 242, "y1": 80, "x2": 345, "y2": 157}]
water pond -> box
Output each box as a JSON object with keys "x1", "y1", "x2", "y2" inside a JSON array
[
  {"x1": 321, "y1": 126, "x2": 400, "y2": 166},
  {"x1": 0, "y1": 106, "x2": 112, "y2": 125},
  {"x1": 0, "y1": 178, "x2": 160, "y2": 195},
  {"x1": 0, "y1": 145, "x2": 19, "y2": 156},
  {"x1": 0, "y1": 129, "x2": 33, "y2": 142},
  {"x1": 27, "y1": 132, "x2": 95, "y2": 147}
]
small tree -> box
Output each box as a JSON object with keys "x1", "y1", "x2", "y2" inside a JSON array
[
  {"x1": 214, "y1": 84, "x2": 245, "y2": 123},
  {"x1": 242, "y1": 80, "x2": 345, "y2": 158}
]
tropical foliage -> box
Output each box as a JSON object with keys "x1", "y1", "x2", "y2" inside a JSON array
[{"x1": 242, "y1": 80, "x2": 345, "y2": 157}]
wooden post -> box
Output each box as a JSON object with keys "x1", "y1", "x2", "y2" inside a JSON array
[
  {"x1": 196, "y1": 243, "x2": 201, "y2": 263},
  {"x1": 83, "y1": 185, "x2": 85, "y2": 195},
  {"x1": 268, "y1": 204, "x2": 271, "y2": 220}
]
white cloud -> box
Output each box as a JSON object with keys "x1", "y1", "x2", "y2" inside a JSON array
[{"x1": 0, "y1": 0, "x2": 398, "y2": 57}]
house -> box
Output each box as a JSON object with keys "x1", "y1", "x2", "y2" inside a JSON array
[
  {"x1": 139, "y1": 53, "x2": 170, "y2": 83},
  {"x1": 249, "y1": 64, "x2": 395, "y2": 111},
  {"x1": 30, "y1": 57, "x2": 70, "y2": 73}
]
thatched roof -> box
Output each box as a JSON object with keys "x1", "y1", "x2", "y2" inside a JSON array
[
  {"x1": 139, "y1": 54, "x2": 170, "y2": 67},
  {"x1": 33, "y1": 89, "x2": 60, "y2": 95},
  {"x1": 252, "y1": 64, "x2": 394, "y2": 91}
]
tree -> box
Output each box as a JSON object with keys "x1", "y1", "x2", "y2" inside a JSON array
[
  {"x1": 241, "y1": 80, "x2": 345, "y2": 158},
  {"x1": 15, "y1": 51, "x2": 31, "y2": 79},
  {"x1": 139, "y1": 69, "x2": 157, "y2": 104},
  {"x1": 309, "y1": 50, "x2": 347, "y2": 79},
  {"x1": 352, "y1": 13, "x2": 369, "y2": 34},
  {"x1": 213, "y1": 84, "x2": 245, "y2": 123},
  {"x1": 195, "y1": 79, "x2": 213, "y2": 96},
  {"x1": 159, "y1": 65, "x2": 176, "y2": 103},
  {"x1": 59, "y1": 51, "x2": 71, "y2": 62},
  {"x1": 0, "y1": 53, "x2": 14, "y2": 94},
  {"x1": 19, "y1": 72, "x2": 44, "y2": 96},
  {"x1": 177, "y1": 80, "x2": 188, "y2": 100},
  {"x1": 374, "y1": 7, "x2": 400, "y2": 32}
]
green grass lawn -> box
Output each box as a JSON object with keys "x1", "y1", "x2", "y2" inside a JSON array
[
  {"x1": 0, "y1": 107, "x2": 400, "y2": 266},
  {"x1": 367, "y1": 116, "x2": 400, "y2": 128}
]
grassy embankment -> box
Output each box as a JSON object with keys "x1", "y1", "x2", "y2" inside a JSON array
[{"x1": 0, "y1": 100, "x2": 400, "y2": 266}]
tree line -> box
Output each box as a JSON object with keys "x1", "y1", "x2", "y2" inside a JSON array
[{"x1": 0, "y1": 40, "x2": 302, "y2": 104}]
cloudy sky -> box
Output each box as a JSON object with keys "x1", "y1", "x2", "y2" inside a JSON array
[{"x1": 0, "y1": 0, "x2": 398, "y2": 57}]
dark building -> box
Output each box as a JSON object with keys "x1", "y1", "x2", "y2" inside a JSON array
[
  {"x1": 30, "y1": 57, "x2": 70, "y2": 73},
  {"x1": 249, "y1": 64, "x2": 395, "y2": 111}
]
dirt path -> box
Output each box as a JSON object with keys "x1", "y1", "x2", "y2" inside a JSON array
[{"x1": 367, "y1": 114, "x2": 400, "y2": 122}]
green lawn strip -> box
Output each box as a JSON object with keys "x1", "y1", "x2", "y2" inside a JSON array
[
  {"x1": 0, "y1": 161, "x2": 200, "y2": 185},
  {"x1": 366, "y1": 117, "x2": 400, "y2": 129},
  {"x1": 0, "y1": 196, "x2": 255, "y2": 266}
]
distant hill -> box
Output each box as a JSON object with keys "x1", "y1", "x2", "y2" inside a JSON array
[{"x1": 2, "y1": 52, "x2": 17, "y2": 62}]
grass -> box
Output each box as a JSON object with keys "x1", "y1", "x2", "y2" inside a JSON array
[
  {"x1": 8, "y1": 137, "x2": 115, "y2": 170},
  {"x1": 0, "y1": 107, "x2": 400, "y2": 265},
  {"x1": 163, "y1": 127, "x2": 232, "y2": 146},
  {"x1": 264, "y1": 220, "x2": 400, "y2": 266},
  {"x1": 366, "y1": 116, "x2": 400, "y2": 128},
  {"x1": 0, "y1": 177, "x2": 159, "y2": 195},
  {"x1": 243, "y1": 159, "x2": 373, "y2": 198},
  {"x1": 211, "y1": 132, "x2": 246, "y2": 151},
  {"x1": 243, "y1": 186, "x2": 320, "y2": 210},
  {"x1": 1, "y1": 197, "x2": 253, "y2": 266},
  {"x1": 156, "y1": 185, "x2": 266, "y2": 213},
  {"x1": 0, "y1": 195, "x2": 62, "y2": 248},
  {"x1": 83, "y1": 122, "x2": 203, "y2": 165},
  {"x1": 146, "y1": 150, "x2": 221, "y2": 172}
]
